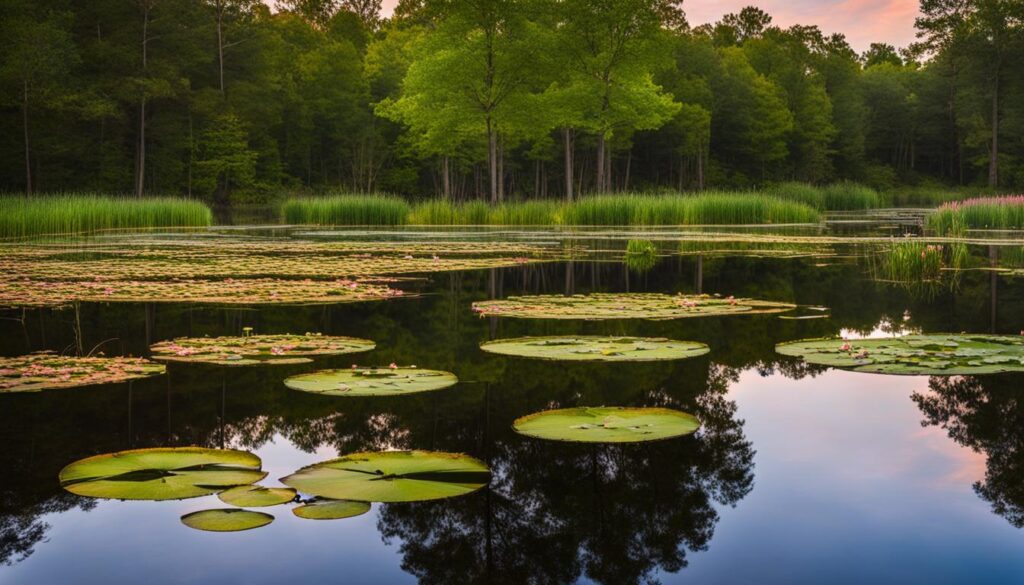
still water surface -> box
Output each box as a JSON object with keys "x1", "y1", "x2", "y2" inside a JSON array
[{"x1": 2, "y1": 243, "x2": 1024, "y2": 584}]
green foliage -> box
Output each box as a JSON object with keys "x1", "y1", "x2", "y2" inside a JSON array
[
  {"x1": 562, "y1": 193, "x2": 820, "y2": 225},
  {"x1": 281, "y1": 193, "x2": 411, "y2": 225},
  {"x1": 0, "y1": 194, "x2": 213, "y2": 238},
  {"x1": 927, "y1": 197, "x2": 1024, "y2": 234}
]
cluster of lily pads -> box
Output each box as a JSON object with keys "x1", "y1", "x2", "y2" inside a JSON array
[
  {"x1": 0, "y1": 352, "x2": 165, "y2": 393},
  {"x1": 58, "y1": 447, "x2": 490, "y2": 532},
  {"x1": 775, "y1": 334, "x2": 1024, "y2": 375},
  {"x1": 471, "y1": 293, "x2": 795, "y2": 320},
  {"x1": 150, "y1": 333, "x2": 376, "y2": 366}
]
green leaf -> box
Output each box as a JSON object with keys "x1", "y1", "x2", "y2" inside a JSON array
[
  {"x1": 285, "y1": 367, "x2": 457, "y2": 397},
  {"x1": 480, "y1": 336, "x2": 708, "y2": 362},
  {"x1": 472, "y1": 293, "x2": 794, "y2": 320},
  {"x1": 217, "y1": 485, "x2": 296, "y2": 508},
  {"x1": 293, "y1": 499, "x2": 371, "y2": 521},
  {"x1": 513, "y1": 407, "x2": 701, "y2": 443},
  {"x1": 281, "y1": 451, "x2": 490, "y2": 503},
  {"x1": 180, "y1": 509, "x2": 273, "y2": 532},
  {"x1": 150, "y1": 334, "x2": 375, "y2": 366}
]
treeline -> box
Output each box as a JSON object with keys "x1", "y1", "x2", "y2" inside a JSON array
[{"x1": 2, "y1": 0, "x2": 1023, "y2": 203}]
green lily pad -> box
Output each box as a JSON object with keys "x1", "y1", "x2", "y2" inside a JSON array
[
  {"x1": 284, "y1": 367, "x2": 457, "y2": 397},
  {"x1": 512, "y1": 407, "x2": 701, "y2": 443},
  {"x1": 280, "y1": 450, "x2": 490, "y2": 503},
  {"x1": 181, "y1": 509, "x2": 274, "y2": 532},
  {"x1": 0, "y1": 352, "x2": 165, "y2": 393},
  {"x1": 479, "y1": 336, "x2": 709, "y2": 362},
  {"x1": 776, "y1": 334, "x2": 1024, "y2": 375},
  {"x1": 150, "y1": 333, "x2": 375, "y2": 366},
  {"x1": 471, "y1": 293, "x2": 794, "y2": 320},
  {"x1": 59, "y1": 447, "x2": 267, "y2": 501},
  {"x1": 292, "y1": 499, "x2": 372, "y2": 520},
  {"x1": 217, "y1": 485, "x2": 296, "y2": 507}
]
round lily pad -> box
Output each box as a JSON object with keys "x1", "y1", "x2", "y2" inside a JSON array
[
  {"x1": 512, "y1": 407, "x2": 701, "y2": 443},
  {"x1": 479, "y1": 336, "x2": 709, "y2": 362},
  {"x1": 150, "y1": 333, "x2": 375, "y2": 366},
  {"x1": 471, "y1": 293, "x2": 794, "y2": 320},
  {"x1": 217, "y1": 485, "x2": 296, "y2": 507},
  {"x1": 59, "y1": 447, "x2": 267, "y2": 501},
  {"x1": 284, "y1": 367, "x2": 457, "y2": 397},
  {"x1": 0, "y1": 352, "x2": 165, "y2": 393},
  {"x1": 181, "y1": 509, "x2": 274, "y2": 532},
  {"x1": 293, "y1": 499, "x2": 372, "y2": 520},
  {"x1": 280, "y1": 450, "x2": 490, "y2": 503},
  {"x1": 776, "y1": 334, "x2": 1024, "y2": 375}
]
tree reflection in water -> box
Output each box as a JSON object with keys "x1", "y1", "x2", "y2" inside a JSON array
[{"x1": 915, "y1": 374, "x2": 1024, "y2": 528}]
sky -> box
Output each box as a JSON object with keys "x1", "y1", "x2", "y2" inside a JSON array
[{"x1": 270, "y1": 1, "x2": 921, "y2": 52}]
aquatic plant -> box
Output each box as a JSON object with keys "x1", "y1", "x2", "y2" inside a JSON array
[
  {"x1": 282, "y1": 193, "x2": 411, "y2": 225},
  {"x1": 512, "y1": 407, "x2": 700, "y2": 443},
  {"x1": 0, "y1": 194, "x2": 212, "y2": 239},
  {"x1": 0, "y1": 352, "x2": 165, "y2": 393},
  {"x1": 284, "y1": 366, "x2": 458, "y2": 397},
  {"x1": 281, "y1": 451, "x2": 490, "y2": 503},
  {"x1": 150, "y1": 333, "x2": 375, "y2": 366},
  {"x1": 624, "y1": 239, "x2": 658, "y2": 272},
  {"x1": 217, "y1": 485, "x2": 296, "y2": 507},
  {"x1": 927, "y1": 196, "x2": 1024, "y2": 234},
  {"x1": 561, "y1": 193, "x2": 820, "y2": 225},
  {"x1": 479, "y1": 336, "x2": 709, "y2": 362},
  {"x1": 472, "y1": 293, "x2": 795, "y2": 320},
  {"x1": 58, "y1": 447, "x2": 266, "y2": 500},
  {"x1": 293, "y1": 499, "x2": 371, "y2": 520},
  {"x1": 180, "y1": 509, "x2": 274, "y2": 532},
  {"x1": 776, "y1": 334, "x2": 1024, "y2": 375},
  {"x1": 771, "y1": 182, "x2": 880, "y2": 210}
]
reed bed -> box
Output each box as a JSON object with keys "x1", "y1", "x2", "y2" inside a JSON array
[
  {"x1": 286, "y1": 192, "x2": 821, "y2": 226},
  {"x1": 771, "y1": 182, "x2": 880, "y2": 210},
  {"x1": 927, "y1": 196, "x2": 1024, "y2": 235},
  {"x1": 0, "y1": 194, "x2": 213, "y2": 239},
  {"x1": 281, "y1": 194, "x2": 410, "y2": 225}
]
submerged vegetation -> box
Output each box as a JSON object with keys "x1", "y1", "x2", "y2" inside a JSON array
[{"x1": 0, "y1": 195, "x2": 213, "y2": 239}]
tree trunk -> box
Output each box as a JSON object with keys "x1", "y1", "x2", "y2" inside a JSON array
[
  {"x1": 988, "y1": 63, "x2": 999, "y2": 188},
  {"x1": 697, "y1": 142, "x2": 705, "y2": 190},
  {"x1": 135, "y1": 3, "x2": 150, "y2": 198},
  {"x1": 563, "y1": 128, "x2": 574, "y2": 202},
  {"x1": 497, "y1": 135, "x2": 504, "y2": 202},
  {"x1": 595, "y1": 132, "x2": 606, "y2": 193},
  {"x1": 442, "y1": 156, "x2": 450, "y2": 198},
  {"x1": 22, "y1": 81, "x2": 32, "y2": 195},
  {"x1": 623, "y1": 151, "x2": 631, "y2": 191},
  {"x1": 487, "y1": 120, "x2": 498, "y2": 204},
  {"x1": 217, "y1": 0, "x2": 225, "y2": 96}
]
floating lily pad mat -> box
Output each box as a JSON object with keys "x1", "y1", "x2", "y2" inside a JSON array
[
  {"x1": 293, "y1": 499, "x2": 371, "y2": 520},
  {"x1": 513, "y1": 407, "x2": 700, "y2": 443},
  {"x1": 181, "y1": 509, "x2": 274, "y2": 532},
  {"x1": 218, "y1": 485, "x2": 296, "y2": 508},
  {"x1": 150, "y1": 334, "x2": 375, "y2": 366},
  {"x1": 284, "y1": 367, "x2": 457, "y2": 397},
  {"x1": 775, "y1": 334, "x2": 1024, "y2": 375},
  {"x1": 1, "y1": 352, "x2": 165, "y2": 393},
  {"x1": 480, "y1": 336, "x2": 709, "y2": 362},
  {"x1": 281, "y1": 451, "x2": 490, "y2": 503},
  {"x1": 59, "y1": 447, "x2": 267, "y2": 501},
  {"x1": 471, "y1": 293, "x2": 794, "y2": 320}
]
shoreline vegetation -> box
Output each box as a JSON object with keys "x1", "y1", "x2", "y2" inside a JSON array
[{"x1": 0, "y1": 195, "x2": 213, "y2": 239}]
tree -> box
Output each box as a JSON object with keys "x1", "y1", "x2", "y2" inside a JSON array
[{"x1": 194, "y1": 112, "x2": 258, "y2": 201}]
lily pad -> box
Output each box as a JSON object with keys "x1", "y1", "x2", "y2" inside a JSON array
[
  {"x1": 150, "y1": 333, "x2": 375, "y2": 366},
  {"x1": 471, "y1": 293, "x2": 794, "y2": 320},
  {"x1": 512, "y1": 407, "x2": 701, "y2": 443},
  {"x1": 59, "y1": 447, "x2": 267, "y2": 501},
  {"x1": 292, "y1": 499, "x2": 371, "y2": 520},
  {"x1": 180, "y1": 509, "x2": 273, "y2": 532},
  {"x1": 217, "y1": 485, "x2": 296, "y2": 507},
  {"x1": 479, "y1": 336, "x2": 709, "y2": 362},
  {"x1": 776, "y1": 334, "x2": 1024, "y2": 375},
  {"x1": 0, "y1": 352, "x2": 165, "y2": 393},
  {"x1": 280, "y1": 450, "x2": 490, "y2": 503},
  {"x1": 284, "y1": 367, "x2": 457, "y2": 397}
]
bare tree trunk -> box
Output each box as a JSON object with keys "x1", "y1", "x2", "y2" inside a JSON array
[
  {"x1": 135, "y1": 2, "x2": 151, "y2": 198},
  {"x1": 217, "y1": 0, "x2": 225, "y2": 96},
  {"x1": 563, "y1": 128, "x2": 574, "y2": 202},
  {"x1": 497, "y1": 135, "x2": 504, "y2": 202},
  {"x1": 487, "y1": 120, "x2": 498, "y2": 204},
  {"x1": 623, "y1": 151, "x2": 631, "y2": 191},
  {"x1": 595, "y1": 132, "x2": 606, "y2": 193},
  {"x1": 988, "y1": 63, "x2": 1000, "y2": 188},
  {"x1": 22, "y1": 81, "x2": 32, "y2": 195},
  {"x1": 442, "y1": 156, "x2": 450, "y2": 198},
  {"x1": 697, "y1": 142, "x2": 705, "y2": 190}
]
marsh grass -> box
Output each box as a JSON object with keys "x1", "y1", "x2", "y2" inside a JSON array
[
  {"x1": 927, "y1": 196, "x2": 1024, "y2": 235},
  {"x1": 409, "y1": 200, "x2": 559, "y2": 225},
  {"x1": 771, "y1": 182, "x2": 880, "y2": 210},
  {"x1": 281, "y1": 194, "x2": 410, "y2": 225},
  {"x1": 562, "y1": 193, "x2": 820, "y2": 225},
  {"x1": 0, "y1": 194, "x2": 213, "y2": 239}
]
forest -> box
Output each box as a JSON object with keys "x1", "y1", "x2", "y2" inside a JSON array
[{"x1": 1, "y1": 0, "x2": 1022, "y2": 204}]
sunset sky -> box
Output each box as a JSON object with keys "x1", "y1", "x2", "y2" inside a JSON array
[{"x1": 366, "y1": 0, "x2": 923, "y2": 51}]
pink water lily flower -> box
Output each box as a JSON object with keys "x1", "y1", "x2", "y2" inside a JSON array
[
  {"x1": 840, "y1": 343, "x2": 852, "y2": 352},
  {"x1": 389, "y1": 362, "x2": 398, "y2": 369}
]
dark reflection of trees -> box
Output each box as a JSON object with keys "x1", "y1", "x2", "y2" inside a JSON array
[
  {"x1": 376, "y1": 363, "x2": 754, "y2": 585},
  {"x1": 914, "y1": 374, "x2": 1024, "y2": 528}
]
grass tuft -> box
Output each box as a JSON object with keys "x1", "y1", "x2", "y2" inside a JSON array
[
  {"x1": 0, "y1": 194, "x2": 213, "y2": 239},
  {"x1": 281, "y1": 194, "x2": 410, "y2": 226},
  {"x1": 926, "y1": 196, "x2": 1024, "y2": 235}
]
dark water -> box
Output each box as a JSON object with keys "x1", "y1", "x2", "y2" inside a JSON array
[{"x1": 2, "y1": 254, "x2": 1024, "y2": 584}]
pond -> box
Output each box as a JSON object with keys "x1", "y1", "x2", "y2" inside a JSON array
[{"x1": 2, "y1": 226, "x2": 1024, "y2": 584}]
